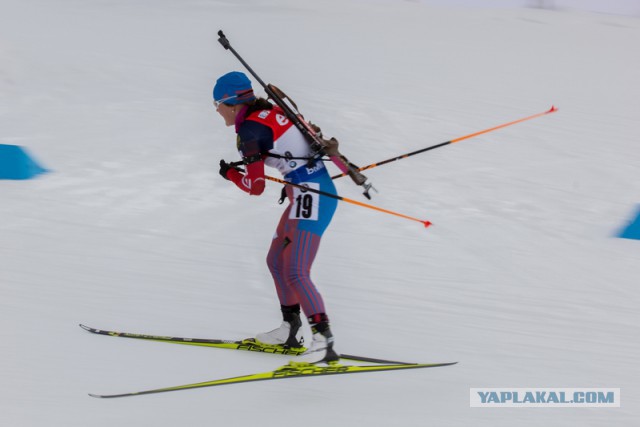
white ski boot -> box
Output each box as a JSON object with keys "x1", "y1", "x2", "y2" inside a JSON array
[
  {"x1": 302, "y1": 314, "x2": 340, "y2": 363},
  {"x1": 255, "y1": 305, "x2": 303, "y2": 348}
]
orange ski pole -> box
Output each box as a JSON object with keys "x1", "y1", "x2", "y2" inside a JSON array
[
  {"x1": 265, "y1": 175, "x2": 432, "y2": 228},
  {"x1": 332, "y1": 105, "x2": 558, "y2": 179}
]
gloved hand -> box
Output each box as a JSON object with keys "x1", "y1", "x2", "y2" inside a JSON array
[{"x1": 219, "y1": 159, "x2": 235, "y2": 180}]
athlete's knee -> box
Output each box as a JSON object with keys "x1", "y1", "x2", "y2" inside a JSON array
[{"x1": 284, "y1": 264, "x2": 311, "y2": 284}]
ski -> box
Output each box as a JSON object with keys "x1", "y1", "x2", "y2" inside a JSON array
[
  {"x1": 79, "y1": 324, "x2": 410, "y2": 365},
  {"x1": 89, "y1": 360, "x2": 457, "y2": 398}
]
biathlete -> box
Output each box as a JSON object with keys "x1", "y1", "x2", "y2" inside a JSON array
[{"x1": 214, "y1": 71, "x2": 338, "y2": 362}]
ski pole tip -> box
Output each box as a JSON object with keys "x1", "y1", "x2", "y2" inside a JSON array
[{"x1": 423, "y1": 221, "x2": 432, "y2": 228}]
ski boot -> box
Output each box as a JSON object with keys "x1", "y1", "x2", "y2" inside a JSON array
[
  {"x1": 255, "y1": 304, "x2": 303, "y2": 348},
  {"x1": 304, "y1": 313, "x2": 340, "y2": 364}
]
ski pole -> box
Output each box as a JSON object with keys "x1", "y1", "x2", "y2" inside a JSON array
[
  {"x1": 332, "y1": 105, "x2": 558, "y2": 179},
  {"x1": 264, "y1": 175, "x2": 432, "y2": 228}
]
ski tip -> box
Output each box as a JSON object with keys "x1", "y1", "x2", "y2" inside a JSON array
[
  {"x1": 88, "y1": 393, "x2": 104, "y2": 399},
  {"x1": 548, "y1": 105, "x2": 558, "y2": 113},
  {"x1": 423, "y1": 221, "x2": 432, "y2": 228}
]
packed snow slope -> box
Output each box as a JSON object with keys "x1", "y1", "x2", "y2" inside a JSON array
[{"x1": 1, "y1": 0, "x2": 639, "y2": 426}]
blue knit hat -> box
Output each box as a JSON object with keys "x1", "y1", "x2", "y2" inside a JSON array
[{"x1": 213, "y1": 71, "x2": 256, "y2": 105}]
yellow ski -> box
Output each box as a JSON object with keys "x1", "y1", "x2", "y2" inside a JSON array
[
  {"x1": 89, "y1": 360, "x2": 457, "y2": 398},
  {"x1": 80, "y1": 324, "x2": 409, "y2": 364}
]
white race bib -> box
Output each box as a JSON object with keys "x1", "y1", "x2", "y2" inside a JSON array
[{"x1": 289, "y1": 182, "x2": 320, "y2": 221}]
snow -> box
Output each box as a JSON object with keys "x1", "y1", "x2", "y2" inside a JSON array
[
  {"x1": 409, "y1": 0, "x2": 640, "y2": 17},
  {"x1": 1, "y1": 0, "x2": 639, "y2": 425}
]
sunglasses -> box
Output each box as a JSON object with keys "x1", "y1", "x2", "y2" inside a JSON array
[{"x1": 213, "y1": 95, "x2": 237, "y2": 108}]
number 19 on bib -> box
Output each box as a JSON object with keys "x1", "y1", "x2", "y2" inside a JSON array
[{"x1": 289, "y1": 182, "x2": 320, "y2": 221}]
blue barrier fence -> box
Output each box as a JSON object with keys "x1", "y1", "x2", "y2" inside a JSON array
[
  {"x1": 618, "y1": 205, "x2": 640, "y2": 241},
  {"x1": 0, "y1": 144, "x2": 48, "y2": 179}
]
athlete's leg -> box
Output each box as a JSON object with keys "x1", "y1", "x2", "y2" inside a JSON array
[
  {"x1": 266, "y1": 201, "x2": 299, "y2": 307},
  {"x1": 281, "y1": 228, "x2": 326, "y2": 316}
]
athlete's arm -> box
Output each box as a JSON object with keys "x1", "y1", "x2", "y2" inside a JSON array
[
  {"x1": 225, "y1": 120, "x2": 273, "y2": 196},
  {"x1": 226, "y1": 159, "x2": 265, "y2": 196}
]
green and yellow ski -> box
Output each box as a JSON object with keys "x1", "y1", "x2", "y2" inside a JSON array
[
  {"x1": 79, "y1": 324, "x2": 409, "y2": 364},
  {"x1": 89, "y1": 360, "x2": 457, "y2": 398}
]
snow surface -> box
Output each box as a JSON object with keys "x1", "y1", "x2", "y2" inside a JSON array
[
  {"x1": 413, "y1": 0, "x2": 640, "y2": 17},
  {"x1": 1, "y1": 0, "x2": 639, "y2": 425}
]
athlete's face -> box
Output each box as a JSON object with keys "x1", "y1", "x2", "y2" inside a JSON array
[{"x1": 216, "y1": 103, "x2": 238, "y2": 127}]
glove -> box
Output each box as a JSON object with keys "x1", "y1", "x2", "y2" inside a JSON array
[{"x1": 219, "y1": 159, "x2": 234, "y2": 180}]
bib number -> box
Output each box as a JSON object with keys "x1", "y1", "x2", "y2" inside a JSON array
[{"x1": 289, "y1": 182, "x2": 320, "y2": 221}]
